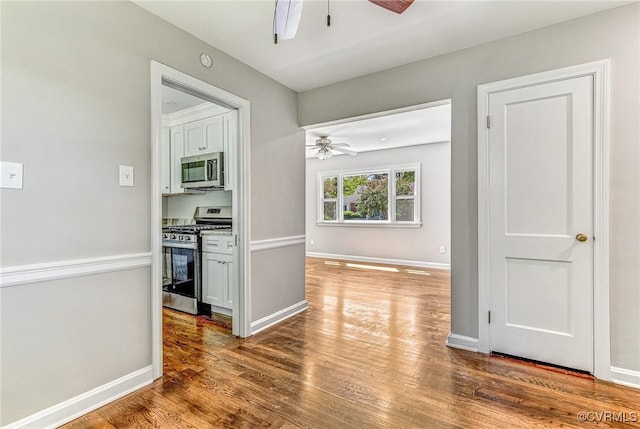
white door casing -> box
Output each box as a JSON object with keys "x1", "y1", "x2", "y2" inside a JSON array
[
  {"x1": 477, "y1": 60, "x2": 611, "y2": 378},
  {"x1": 150, "y1": 61, "x2": 253, "y2": 380}
]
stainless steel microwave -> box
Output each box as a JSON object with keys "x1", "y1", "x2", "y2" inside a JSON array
[{"x1": 181, "y1": 152, "x2": 224, "y2": 189}]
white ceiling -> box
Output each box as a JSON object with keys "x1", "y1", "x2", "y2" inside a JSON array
[
  {"x1": 161, "y1": 85, "x2": 208, "y2": 114},
  {"x1": 135, "y1": 0, "x2": 626, "y2": 92},
  {"x1": 161, "y1": 84, "x2": 233, "y2": 116},
  {"x1": 305, "y1": 102, "x2": 451, "y2": 157}
]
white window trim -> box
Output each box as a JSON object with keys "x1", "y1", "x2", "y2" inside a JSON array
[{"x1": 317, "y1": 163, "x2": 421, "y2": 227}]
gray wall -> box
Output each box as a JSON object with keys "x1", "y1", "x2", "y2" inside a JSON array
[
  {"x1": 1, "y1": 1, "x2": 304, "y2": 425},
  {"x1": 251, "y1": 245, "x2": 306, "y2": 321},
  {"x1": 305, "y1": 143, "x2": 451, "y2": 266},
  {"x1": 298, "y1": 4, "x2": 640, "y2": 372},
  {"x1": 0, "y1": 269, "x2": 150, "y2": 425}
]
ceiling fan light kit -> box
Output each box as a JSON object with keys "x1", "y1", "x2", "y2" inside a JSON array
[
  {"x1": 307, "y1": 135, "x2": 357, "y2": 160},
  {"x1": 316, "y1": 146, "x2": 334, "y2": 160}
]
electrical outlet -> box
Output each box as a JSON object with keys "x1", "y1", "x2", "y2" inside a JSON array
[
  {"x1": 309, "y1": 239, "x2": 315, "y2": 246},
  {"x1": 1, "y1": 161, "x2": 23, "y2": 189},
  {"x1": 119, "y1": 165, "x2": 134, "y2": 187},
  {"x1": 439, "y1": 245, "x2": 446, "y2": 254}
]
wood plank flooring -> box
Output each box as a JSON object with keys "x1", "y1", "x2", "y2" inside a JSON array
[{"x1": 64, "y1": 258, "x2": 640, "y2": 428}]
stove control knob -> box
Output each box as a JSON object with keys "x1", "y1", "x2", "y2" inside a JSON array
[{"x1": 171, "y1": 234, "x2": 176, "y2": 240}]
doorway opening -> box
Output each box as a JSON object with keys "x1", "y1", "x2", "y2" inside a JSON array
[
  {"x1": 303, "y1": 99, "x2": 452, "y2": 270},
  {"x1": 150, "y1": 61, "x2": 252, "y2": 380}
]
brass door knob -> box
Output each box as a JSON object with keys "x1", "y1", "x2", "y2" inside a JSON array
[{"x1": 576, "y1": 233, "x2": 588, "y2": 242}]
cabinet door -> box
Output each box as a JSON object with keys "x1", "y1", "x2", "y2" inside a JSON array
[
  {"x1": 202, "y1": 253, "x2": 226, "y2": 307},
  {"x1": 223, "y1": 111, "x2": 238, "y2": 191},
  {"x1": 160, "y1": 126, "x2": 171, "y2": 194},
  {"x1": 169, "y1": 126, "x2": 185, "y2": 194},
  {"x1": 204, "y1": 115, "x2": 224, "y2": 154},
  {"x1": 183, "y1": 121, "x2": 205, "y2": 157},
  {"x1": 224, "y1": 260, "x2": 233, "y2": 308}
]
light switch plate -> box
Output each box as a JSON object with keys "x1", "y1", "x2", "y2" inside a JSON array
[
  {"x1": 1, "y1": 161, "x2": 23, "y2": 189},
  {"x1": 119, "y1": 165, "x2": 134, "y2": 187}
]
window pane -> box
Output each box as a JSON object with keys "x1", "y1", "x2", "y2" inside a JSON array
[
  {"x1": 323, "y1": 177, "x2": 337, "y2": 198},
  {"x1": 343, "y1": 173, "x2": 388, "y2": 221},
  {"x1": 396, "y1": 199, "x2": 414, "y2": 222},
  {"x1": 396, "y1": 170, "x2": 415, "y2": 196},
  {"x1": 323, "y1": 201, "x2": 337, "y2": 221}
]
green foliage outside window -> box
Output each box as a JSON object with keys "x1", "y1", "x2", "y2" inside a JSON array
[{"x1": 319, "y1": 166, "x2": 418, "y2": 223}]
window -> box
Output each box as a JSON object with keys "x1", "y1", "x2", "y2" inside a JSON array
[
  {"x1": 318, "y1": 163, "x2": 420, "y2": 226},
  {"x1": 321, "y1": 176, "x2": 338, "y2": 221},
  {"x1": 395, "y1": 170, "x2": 416, "y2": 222}
]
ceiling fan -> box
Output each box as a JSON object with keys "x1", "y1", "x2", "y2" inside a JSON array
[
  {"x1": 307, "y1": 135, "x2": 357, "y2": 160},
  {"x1": 273, "y1": 0, "x2": 414, "y2": 44}
]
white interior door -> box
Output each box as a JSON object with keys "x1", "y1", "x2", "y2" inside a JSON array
[{"x1": 487, "y1": 75, "x2": 594, "y2": 372}]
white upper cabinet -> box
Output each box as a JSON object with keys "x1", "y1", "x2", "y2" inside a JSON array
[
  {"x1": 204, "y1": 115, "x2": 224, "y2": 154},
  {"x1": 223, "y1": 111, "x2": 238, "y2": 191},
  {"x1": 183, "y1": 121, "x2": 205, "y2": 157},
  {"x1": 162, "y1": 105, "x2": 237, "y2": 194},
  {"x1": 160, "y1": 126, "x2": 171, "y2": 194},
  {"x1": 169, "y1": 126, "x2": 185, "y2": 194},
  {"x1": 161, "y1": 120, "x2": 185, "y2": 196},
  {"x1": 183, "y1": 114, "x2": 224, "y2": 157}
]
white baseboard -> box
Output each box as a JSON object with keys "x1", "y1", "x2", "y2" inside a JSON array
[
  {"x1": 0, "y1": 253, "x2": 152, "y2": 288},
  {"x1": 306, "y1": 252, "x2": 450, "y2": 270},
  {"x1": 610, "y1": 366, "x2": 640, "y2": 389},
  {"x1": 251, "y1": 300, "x2": 308, "y2": 335},
  {"x1": 446, "y1": 332, "x2": 480, "y2": 352},
  {"x1": 2, "y1": 366, "x2": 153, "y2": 429}
]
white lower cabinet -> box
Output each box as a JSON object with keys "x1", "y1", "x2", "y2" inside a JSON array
[{"x1": 202, "y1": 236, "x2": 234, "y2": 312}]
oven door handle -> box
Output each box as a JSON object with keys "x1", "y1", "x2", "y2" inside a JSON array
[{"x1": 162, "y1": 242, "x2": 198, "y2": 250}]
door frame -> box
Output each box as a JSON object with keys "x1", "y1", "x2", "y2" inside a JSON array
[
  {"x1": 477, "y1": 60, "x2": 611, "y2": 379},
  {"x1": 150, "y1": 61, "x2": 252, "y2": 380}
]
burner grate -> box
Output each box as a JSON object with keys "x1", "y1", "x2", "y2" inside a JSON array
[{"x1": 163, "y1": 224, "x2": 231, "y2": 234}]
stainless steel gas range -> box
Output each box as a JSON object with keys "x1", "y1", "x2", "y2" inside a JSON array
[{"x1": 162, "y1": 206, "x2": 232, "y2": 314}]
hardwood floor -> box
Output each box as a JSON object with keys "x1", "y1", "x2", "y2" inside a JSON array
[{"x1": 64, "y1": 258, "x2": 640, "y2": 428}]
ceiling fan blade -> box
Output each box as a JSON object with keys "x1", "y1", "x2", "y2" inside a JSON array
[
  {"x1": 274, "y1": 0, "x2": 304, "y2": 42},
  {"x1": 331, "y1": 143, "x2": 350, "y2": 147},
  {"x1": 369, "y1": 0, "x2": 414, "y2": 14},
  {"x1": 332, "y1": 147, "x2": 357, "y2": 156}
]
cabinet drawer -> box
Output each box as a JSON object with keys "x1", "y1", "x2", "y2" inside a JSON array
[{"x1": 202, "y1": 236, "x2": 233, "y2": 254}]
